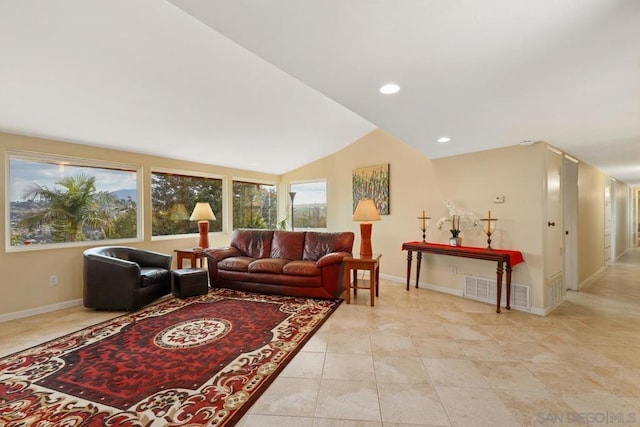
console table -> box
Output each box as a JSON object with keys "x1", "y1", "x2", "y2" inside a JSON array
[{"x1": 401, "y1": 241, "x2": 524, "y2": 313}]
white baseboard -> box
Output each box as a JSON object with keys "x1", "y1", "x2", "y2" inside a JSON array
[
  {"x1": 578, "y1": 266, "x2": 606, "y2": 290},
  {"x1": 421, "y1": 282, "x2": 463, "y2": 296},
  {"x1": 0, "y1": 299, "x2": 83, "y2": 323},
  {"x1": 381, "y1": 272, "x2": 464, "y2": 296},
  {"x1": 380, "y1": 273, "x2": 407, "y2": 285},
  {"x1": 382, "y1": 272, "x2": 548, "y2": 315},
  {"x1": 530, "y1": 306, "x2": 551, "y2": 316},
  {"x1": 535, "y1": 295, "x2": 567, "y2": 316}
]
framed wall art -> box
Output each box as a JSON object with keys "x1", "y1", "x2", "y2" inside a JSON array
[{"x1": 352, "y1": 163, "x2": 390, "y2": 215}]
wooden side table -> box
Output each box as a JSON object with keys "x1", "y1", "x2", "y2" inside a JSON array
[
  {"x1": 343, "y1": 254, "x2": 381, "y2": 306},
  {"x1": 174, "y1": 248, "x2": 206, "y2": 269}
]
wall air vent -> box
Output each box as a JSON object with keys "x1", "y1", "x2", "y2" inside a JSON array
[{"x1": 464, "y1": 275, "x2": 531, "y2": 311}]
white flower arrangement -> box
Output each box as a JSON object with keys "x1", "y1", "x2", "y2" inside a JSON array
[{"x1": 436, "y1": 200, "x2": 479, "y2": 237}]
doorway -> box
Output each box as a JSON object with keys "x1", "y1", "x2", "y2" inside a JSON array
[{"x1": 563, "y1": 155, "x2": 578, "y2": 291}]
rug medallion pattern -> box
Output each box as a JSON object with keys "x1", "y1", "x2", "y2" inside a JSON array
[{"x1": 0, "y1": 288, "x2": 341, "y2": 426}]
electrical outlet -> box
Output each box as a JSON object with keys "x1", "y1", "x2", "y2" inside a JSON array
[
  {"x1": 49, "y1": 275, "x2": 58, "y2": 286},
  {"x1": 450, "y1": 266, "x2": 457, "y2": 274}
]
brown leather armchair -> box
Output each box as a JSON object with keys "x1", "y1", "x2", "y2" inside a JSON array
[{"x1": 83, "y1": 246, "x2": 172, "y2": 311}]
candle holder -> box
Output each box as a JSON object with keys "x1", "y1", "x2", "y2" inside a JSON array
[
  {"x1": 418, "y1": 211, "x2": 431, "y2": 242},
  {"x1": 479, "y1": 217, "x2": 498, "y2": 249}
]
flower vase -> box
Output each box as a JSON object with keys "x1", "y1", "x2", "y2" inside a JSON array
[{"x1": 449, "y1": 237, "x2": 461, "y2": 246}]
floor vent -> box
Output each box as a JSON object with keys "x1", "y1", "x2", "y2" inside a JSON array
[{"x1": 464, "y1": 275, "x2": 531, "y2": 311}]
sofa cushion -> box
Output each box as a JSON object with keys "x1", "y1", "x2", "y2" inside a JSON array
[
  {"x1": 271, "y1": 231, "x2": 304, "y2": 260},
  {"x1": 231, "y1": 230, "x2": 273, "y2": 259},
  {"x1": 303, "y1": 232, "x2": 354, "y2": 261},
  {"x1": 249, "y1": 258, "x2": 290, "y2": 274},
  {"x1": 140, "y1": 267, "x2": 170, "y2": 288},
  {"x1": 218, "y1": 256, "x2": 254, "y2": 272},
  {"x1": 283, "y1": 260, "x2": 321, "y2": 276}
]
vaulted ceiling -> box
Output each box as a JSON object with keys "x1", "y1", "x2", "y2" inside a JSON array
[{"x1": 1, "y1": 1, "x2": 639, "y2": 185}]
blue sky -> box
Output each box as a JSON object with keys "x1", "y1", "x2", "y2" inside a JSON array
[
  {"x1": 9, "y1": 158, "x2": 137, "y2": 202},
  {"x1": 290, "y1": 181, "x2": 326, "y2": 205}
]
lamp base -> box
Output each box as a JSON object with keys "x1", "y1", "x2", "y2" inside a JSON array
[
  {"x1": 359, "y1": 223, "x2": 373, "y2": 257},
  {"x1": 198, "y1": 220, "x2": 210, "y2": 249}
]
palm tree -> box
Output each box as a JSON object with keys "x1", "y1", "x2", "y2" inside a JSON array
[{"x1": 20, "y1": 173, "x2": 120, "y2": 242}]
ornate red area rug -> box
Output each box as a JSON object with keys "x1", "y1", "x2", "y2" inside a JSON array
[{"x1": 0, "y1": 289, "x2": 341, "y2": 426}]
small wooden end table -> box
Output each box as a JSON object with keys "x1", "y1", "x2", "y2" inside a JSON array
[
  {"x1": 343, "y1": 254, "x2": 382, "y2": 306},
  {"x1": 174, "y1": 248, "x2": 206, "y2": 269}
]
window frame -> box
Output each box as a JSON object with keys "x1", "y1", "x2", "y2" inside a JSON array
[
  {"x1": 6, "y1": 150, "x2": 143, "y2": 252},
  {"x1": 150, "y1": 167, "x2": 226, "y2": 241}
]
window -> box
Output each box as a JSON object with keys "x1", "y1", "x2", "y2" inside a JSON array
[
  {"x1": 290, "y1": 180, "x2": 327, "y2": 229},
  {"x1": 151, "y1": 171, "x2": 223, "y2": 237},
  {"x1": 8, "y1": 152, "x2": 140, "y2": 248},
  {"x1": 232, "y1": 181, "x2": 277, "y2": 229}
]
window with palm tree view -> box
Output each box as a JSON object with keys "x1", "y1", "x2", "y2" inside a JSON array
[
  {"x1": 151, "y1": 171, "x2": 223, "y2": 236},
  {"x1": 232, "y1": 181, "x2": 277, "y2": 230},
  {"x1": 8, "y1": 153, "x2": 139, "y2": 247}
]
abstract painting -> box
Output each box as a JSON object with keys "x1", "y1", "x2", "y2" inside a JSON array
[{"x1": 352, "y1": 163, "x2": 390, "y2": 215}]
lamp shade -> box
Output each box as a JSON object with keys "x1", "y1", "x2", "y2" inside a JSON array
[
  {"x1": 352, "y1": 199, "x2": 381, "y2": 257},
  {"x1": 190, "y1": 202, "x2": 216, "y2": 249},
  {"x1": 189, "y1": 202, "x2": 216, "y2": 221},
  {"x1": 352, "y1": 199, "x2": 381, "y2": 222}
]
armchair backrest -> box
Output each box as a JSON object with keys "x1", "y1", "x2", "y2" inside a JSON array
[
  {"x1": 83, "y1": 246, "x2": 171, "y2": 270},
  {"x1": 87, "y1": 246, "x2": 130, "y2": 260}
]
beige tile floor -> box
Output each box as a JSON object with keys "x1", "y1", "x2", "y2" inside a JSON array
[{"x1": 2, "y1": 248, "x2": 640, "y2": 426}]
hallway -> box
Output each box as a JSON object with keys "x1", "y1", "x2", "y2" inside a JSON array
[{"x1": 559, "y1": 246, "x2": 640, "y2": 320}]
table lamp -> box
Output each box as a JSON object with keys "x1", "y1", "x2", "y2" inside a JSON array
[
  {"x1": 352, "y1": 199, "x2": 381, "y2": 257},
  {"x1": 190, "y1": 202, "x2": 216, "y2": 249}
]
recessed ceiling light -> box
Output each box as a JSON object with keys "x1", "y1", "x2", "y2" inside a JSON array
[
  {"x1": 379, "y1": 83, "x2": 400, "y2": 94},
  {"x1": 437, "y1": 136, "x2": 451, "y2": 144}
]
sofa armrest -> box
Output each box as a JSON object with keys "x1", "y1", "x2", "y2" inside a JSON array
[
  {"x1": 204, "y1": 247, "x2": 242, "y2": 286},
  {"x1": 205, "y1": 247, "x2": 242, "y2": 262},
  {"x1": 84, "y1": 255, "x2": 141, "y2": 288},
  {"x1": 316, "y1": 251, "x2": 352, "y2": 268}
]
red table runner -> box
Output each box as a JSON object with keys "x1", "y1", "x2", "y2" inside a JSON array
[{"x1": 401, "y1": 241, "x2": 524, "y2": 266}]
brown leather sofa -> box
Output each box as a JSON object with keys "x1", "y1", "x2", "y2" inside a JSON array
[
  {"x1": 83, "y1": 246, "x2": 172, "y2": 311},
  {"x1": 204, "y1": 229, "x2": 354, "y2": 299}
]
